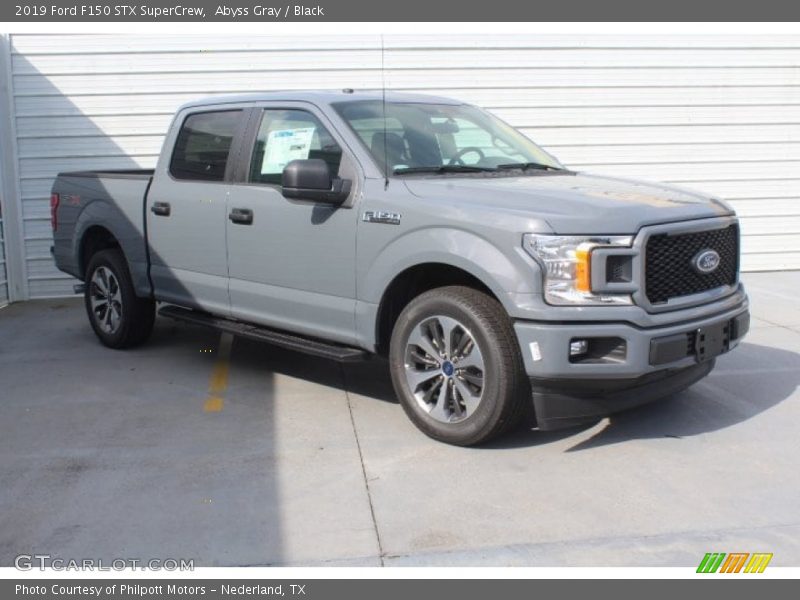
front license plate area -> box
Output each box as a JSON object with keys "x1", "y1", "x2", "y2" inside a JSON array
[{"x1": 695, "y1": 321, "x2": 729, "y2": 363}]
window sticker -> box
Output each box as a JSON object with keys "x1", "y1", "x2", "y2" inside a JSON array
[{"x1": 262, "y1": 127, "x2": 316, "y2": 174}]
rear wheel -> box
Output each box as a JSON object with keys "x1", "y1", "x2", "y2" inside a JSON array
[
  {"x1": 389, "y1": 286, "x2": 528, "y2": 446},
  {"x1": 84, "y1": 249, "x2": 155, "y2": 349}
]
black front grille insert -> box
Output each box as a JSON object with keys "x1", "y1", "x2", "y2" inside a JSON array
[{"x1": 645, "y1": 223, "x2": 738, "y2": 305}]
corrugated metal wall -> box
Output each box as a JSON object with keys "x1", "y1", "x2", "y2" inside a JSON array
[{"x1": 5, "y1": 33, "x2": 800, "y2": 298}]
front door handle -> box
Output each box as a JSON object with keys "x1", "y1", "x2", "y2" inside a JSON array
[
  {"x1": 229, "y1": 208, "x2": 254, "y2": 225},
  {"x1": 150, "y1": 202, "x2": 171, "y2": 217}
]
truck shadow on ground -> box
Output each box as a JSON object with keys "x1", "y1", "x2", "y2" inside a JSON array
[
  {"x1": 152, "y1": 322, "x2": 798, "y2": 453},
  {"x1": 229, "y1": 335, "x2": 400, "y2": 403},
  {"x1": 148, "y1": 320, "x2": 399, "y2": 402}
]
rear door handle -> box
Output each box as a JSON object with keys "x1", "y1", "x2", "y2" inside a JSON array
[
  {"x1": 150, "y1": 202, "x2": 171, "y2": 217},
  {"x1": 229, "y1": 208, "x2": 254, "y2": 225}
]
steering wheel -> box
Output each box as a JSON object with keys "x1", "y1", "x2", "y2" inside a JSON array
[{"x1": 448, "y1": 146, "x2": 486, "y2": 166}]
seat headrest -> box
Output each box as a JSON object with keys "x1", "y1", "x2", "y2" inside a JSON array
[{"x1": 371, "y1": 131, "x2": 406, "y2": 159}]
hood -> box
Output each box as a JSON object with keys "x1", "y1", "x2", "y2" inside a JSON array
[{"x1": 402, "y1": 172, "x2": 733, "y2": 234}]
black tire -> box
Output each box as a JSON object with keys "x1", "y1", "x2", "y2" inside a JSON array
[
  {"x1": 389, "y1": 286, "x2": 528, "y2": 446},
  {"x1": 84, "y1": 249, "x2": 155, "y2": 349}
]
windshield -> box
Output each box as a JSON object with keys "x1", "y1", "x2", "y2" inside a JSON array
[{"x1": 332, "y1": 100, "x2": 563, "y2": 175}]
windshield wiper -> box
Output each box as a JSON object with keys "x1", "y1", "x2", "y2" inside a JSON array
[
  {"x1": 393, "y1": 165, "x2": 497, "y2": 175},
  {"x1": 496, "y1": 162, "x2": 564, "y2": 172}
]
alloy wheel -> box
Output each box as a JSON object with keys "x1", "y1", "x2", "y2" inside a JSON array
[
  {"x1": 89, "y1": 266, "x2": 123, "y2": 334},
  {"x1": 403, "y1": 315, "x2": 485, "y2": 423}
]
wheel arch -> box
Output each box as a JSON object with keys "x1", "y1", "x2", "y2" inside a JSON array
[
  {"x1": 78, "y1": 225, "x2": 121, "y2": 278},
  {"x1": 360, "y1": 227, "x2": 535, "y2": 354},
  {"x1": 72, "y1": 200, "x2": 152, "y2": 297},
  {"x1": 373, "y1": 262, "x2": 503, "y2": 356}
]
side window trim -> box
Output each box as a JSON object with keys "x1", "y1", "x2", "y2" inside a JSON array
[
  {"x1": 168, "y1": 108, "x2": 249, "y2": 184},
  {"x1": 233, "y1": 107, "x2": 264, "y2": 185},
  {"x1": 229, "y1": 107, "x2": 260, "y2": 183}
]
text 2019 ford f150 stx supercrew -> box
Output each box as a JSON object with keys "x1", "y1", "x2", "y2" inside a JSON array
[{"x1": 51, "y1": 90, "x2": 749, "y2": 445}]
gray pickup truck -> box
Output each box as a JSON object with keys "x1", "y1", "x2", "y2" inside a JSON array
[{"x1": 51, "y1": 90, "x2": 749, "y2": 445}]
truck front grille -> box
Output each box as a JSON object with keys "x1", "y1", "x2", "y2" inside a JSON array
[{"x1": 644, "y1": 223, "x2": 739, "y2": 305}]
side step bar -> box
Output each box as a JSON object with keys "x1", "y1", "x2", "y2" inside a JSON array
[{"x1": 158, "y1": 305, "x2": 369, "y2": 362}]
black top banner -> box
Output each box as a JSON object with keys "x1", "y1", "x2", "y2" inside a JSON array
[{"x1": 3, "y1": 0, "x2": 800, "y2": 21}]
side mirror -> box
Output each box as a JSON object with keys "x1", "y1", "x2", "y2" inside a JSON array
[{"x1": 281, "y1": 159, "x2": 352, "y2": 205}]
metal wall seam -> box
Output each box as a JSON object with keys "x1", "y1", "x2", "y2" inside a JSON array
[
  {"x1": 0, "y1": 33, "x2": 28, "y2": 302},
  {"x1": 0, "y1": 217, "x2": 7, "y2": 306}
]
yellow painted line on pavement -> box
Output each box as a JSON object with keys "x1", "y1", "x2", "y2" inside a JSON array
[{"x1": 204, "y1": 333, "x2": 233, "y2": 413}]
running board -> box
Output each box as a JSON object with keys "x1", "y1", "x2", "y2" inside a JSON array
[{"x1": 158, "y1": 305, "x2": 369, "y2": 362}]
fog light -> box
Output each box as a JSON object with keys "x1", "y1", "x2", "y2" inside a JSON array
[{"x1": 569, "y1": 339, "x2": 589, "y2": 356}]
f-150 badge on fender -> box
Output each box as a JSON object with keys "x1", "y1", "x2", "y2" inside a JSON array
[{"x1": 362, "y1": 211, "x2": 401, "y2": 225}]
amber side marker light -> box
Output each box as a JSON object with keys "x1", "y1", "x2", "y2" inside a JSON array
[{"x1": 575, "y1": 243, "x2": 593, "y2": 293}]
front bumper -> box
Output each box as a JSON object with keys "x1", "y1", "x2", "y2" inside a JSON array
[{"x1": 513, "y1": 300, "x2": 750, "y2": 430}]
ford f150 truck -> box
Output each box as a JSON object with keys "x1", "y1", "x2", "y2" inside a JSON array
[{"x1": 51, "y1": 91, "x2": 750, "y2": 445}]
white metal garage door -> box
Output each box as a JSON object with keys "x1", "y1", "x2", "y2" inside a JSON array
[{"x1": 4, "y1": 33, "x2": 800, "y2": 298}]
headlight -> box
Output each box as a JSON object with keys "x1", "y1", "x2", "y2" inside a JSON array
[{"x1": 523, "y1": 234, "x2": 633, "y2": 305}]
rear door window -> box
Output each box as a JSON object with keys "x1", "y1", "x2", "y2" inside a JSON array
[{"x1": 170, "y1": 110, "x2": 243, "y2": 182}]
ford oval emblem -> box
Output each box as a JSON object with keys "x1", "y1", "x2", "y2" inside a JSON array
[{"x1": 693, "y1": 249, "x2": 721, "y2": 274}]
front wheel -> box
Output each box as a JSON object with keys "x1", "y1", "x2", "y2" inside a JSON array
[
  {"x1": 389, "y1": 286, "x2": 528, "y2": 446},
  {"x1": 84, "y1": 249, "x2": 155, "y2": 349}
]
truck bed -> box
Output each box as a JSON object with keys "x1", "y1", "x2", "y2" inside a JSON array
[{"x1": 52, "y1": 170, "x2": 154, "y2": 297}]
